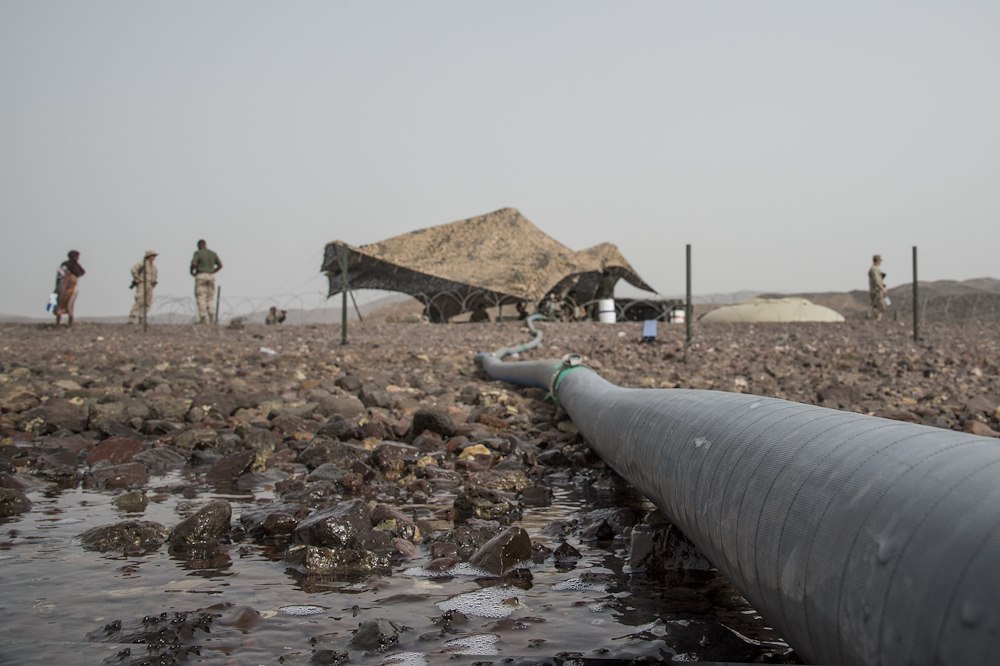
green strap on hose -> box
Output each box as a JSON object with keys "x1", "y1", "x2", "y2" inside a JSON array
[{"x1": 548, "y1": 361, "x2": 589, "y2": 406}]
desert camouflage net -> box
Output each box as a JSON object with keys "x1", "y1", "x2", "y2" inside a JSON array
[{"x1": 322, "y1": 208, "x2": 656, "y2": 321}]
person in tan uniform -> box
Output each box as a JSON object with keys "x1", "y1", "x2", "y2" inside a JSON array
[
  {"x1": 868, "y1": 254, "x2": 888, "y2": 321},
  {"x1": 129, "y1": 250, "x2": 158, "y2": 324}
]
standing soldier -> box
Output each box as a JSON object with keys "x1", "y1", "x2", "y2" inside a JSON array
[
  {"x1": 190, "y1": 239, "x2": 223, "y2": 324},
  {"x1": 129, "y1": 250, "x2": 158, "y2": 324},
  {"x1": 868, "y1": 254, "x2": 888, "y2": 321}
]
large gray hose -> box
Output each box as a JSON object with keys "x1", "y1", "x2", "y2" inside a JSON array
[{"x1": 477, "y1": 351, "x2": 1000, "y2": 666}]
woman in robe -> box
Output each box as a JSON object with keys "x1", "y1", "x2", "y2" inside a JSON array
[{"x1": 54, "y1": 250, "x2": 85, "y2": 325}]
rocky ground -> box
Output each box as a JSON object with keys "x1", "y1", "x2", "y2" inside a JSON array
[{"x1": 1, "y1": 319, "x2": 999, "y2": 664}]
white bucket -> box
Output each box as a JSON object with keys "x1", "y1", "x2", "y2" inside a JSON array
[
  {"x1": 668, "y1": 307, "x2": 686, "y2": 324},
  {"x1": 598, "y1": 299, "x2": 616, "y2": 323}
]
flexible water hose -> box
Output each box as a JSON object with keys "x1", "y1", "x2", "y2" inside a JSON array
[{"x1": 477, "y1": 342, "x2": 1000, "y2": 666}]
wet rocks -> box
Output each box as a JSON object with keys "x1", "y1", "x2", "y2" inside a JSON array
[
  {"x1": 630, "y1": 519, "x2": 713, "y2": 572},
  {"x1": 292, "y1": 498, "x2": 371, "y2": 548},
  {"x1": 87, "y1": 437, "x2": 145, "y2": 465},
  {"x1": 85, "y1": 461, "x2": 150, "y2": 490},
  {"x1": 285, "y1": 544, "x2": 388, "y2": 577},
  {"x1": 239, "y1": 501, "x2": 309, "y2": 540},
  {"x1": 79, "y1": 519, "x2": 169, "y2": 553},
  {"x1": 168, "y1": 499, "x2": 232, "y2": 547},
  {"x1": 348, "y1": 618, "x2": 406, "y2": 652},
  {"x1": 114, "y1": 490, "x2": 149, "y2": 513},
  {"x1": 88, "y1": 607, "x2": 219, "y2": 664},
  {"x1": 0, "y1": 487, "x2": 31, "y2": 516},
  {"x1": 580, "y1": 507, "x2": 642, "y2": 542},
  {"x1": 469, "y1": 526, "x2": 532, "y2": 575},
  {"x1": 453, "y1": 486, "x2": 521, "y2": 525}
]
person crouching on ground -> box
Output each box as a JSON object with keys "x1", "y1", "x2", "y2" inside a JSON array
[{"x1": 266, "y1": 306, "x2": 286, "y2": 325}]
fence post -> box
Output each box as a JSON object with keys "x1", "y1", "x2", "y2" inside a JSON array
[
  {"x1": 912, "y1": 246, "x2": 919, "y2": 342},
  {"x1": 215, "y1": 286, "x2": 221, "y2": 325},
  {"x1": 685, "y1": 244, "x2": 692, "y2": 344},
  {"x1": 142, "y1": 259, "x2": 148, "y2": 333}
]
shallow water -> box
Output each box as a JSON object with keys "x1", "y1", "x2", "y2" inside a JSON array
[{"x1": 0, "y1": 470, "x2": 794, "y2": 665}]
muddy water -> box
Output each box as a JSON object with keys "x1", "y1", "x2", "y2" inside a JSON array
[{"x1": 1, "y1": 469, "x2": 793, "y2": 664}]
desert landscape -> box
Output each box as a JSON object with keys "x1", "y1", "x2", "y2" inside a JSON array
[{"x1": 2, "y1": 315, "x2": 999, "y2": 664}]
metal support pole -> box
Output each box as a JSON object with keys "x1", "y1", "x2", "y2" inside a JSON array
[
  {"x1": 350, "y1": 288, "x2": 364, "y2": 322},
  {"x1": 685, "y1": 244, "x2": 692, "y2": 344},
  {"x1": 912, "y1": 246, "x2": 919, "y2": 342},
  {"x1": 340, "y1": 250, "x2": 349, "y2": 345},
  {"x1": 142, "y1": 260, "x2": 148, "y2": 333},
  {"x1": 215, "y1": 285, "x2": 221, "y2": 325}
]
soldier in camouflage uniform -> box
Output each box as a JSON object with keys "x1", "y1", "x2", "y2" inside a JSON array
[
  {"x1": 129, "y1": 250, "x2": 158, "y2": 324},
  {"x1": 868, "y1": 254, "x2": 888, "y2": 321}
]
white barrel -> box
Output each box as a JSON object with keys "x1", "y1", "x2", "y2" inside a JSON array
[
  {"x1": 668, "y1": 307, "x2": 686, "y2": 324},
  {"x1": 598, "y1": 299, "x2": 616, "y2": 323}
]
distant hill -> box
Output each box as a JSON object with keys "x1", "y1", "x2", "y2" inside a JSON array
[{"x1": 763, "y1": 278, "x2": 1000, "y2": 322}]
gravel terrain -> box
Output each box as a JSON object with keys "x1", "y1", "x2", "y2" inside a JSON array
[{"x1": 1, "y1": 319, "x2": 998, "y2": 664}]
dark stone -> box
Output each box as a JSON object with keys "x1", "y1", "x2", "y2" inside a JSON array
[
  {"x1": 536, "y1": 447, "x2": 570, "y2": 467},
  {"x1": 191, "y1": 391, "x2": 251, "y2": 418},
  {"x1": 88, "y1": 437, "x2": 145, "y2": 466},
  {"x1": 520, "y1": 485, "x2": 553, "y2": 507},
  {"x1": 133, "y1": 446, "x2": 188, "y2": 472},
  {"x1": 285, "y1": 544, "x2": 388, "y2": 577},
  {"x1": 239, "y1": 502, "x2": 309, "y2": 539},
  {"x1": 79, "y1": 519, "x2": 169, "y2": 553},
  {"x1": 580, "y1": 507, "x2": 642, "y2": 542},
  {"x1": 359, "y1": 385, "x2": 392, "y2": 409},
  {"x1": 317, "y1": 417, "x2": 362, "y2": 441},
  {"x1": 168, "y1": 499, "x2": 232, "y2": 547},
  {"x1": 371, "y1": 441, "x2": 418, "y2": 479},
  {"x1": 432, "y1": 523, "x2": 502, "y2": 560},
  {"x1": 630, "y1": 523, "x2": 712, "y2": 572},
  {"x1": 314, "y1": 395, "x2": 365, "y2": 420},
  {"x1": 236, "y1": 425, "x2": 275, "y2": 452},
  {"x1": 309, "y1": 649, "x2": 349, "y2": 665},
  {"x1": 335, "y1": 374, "x2": 363, "y2": 393},
  {"x1": 18, "y1": 398, "x2": 87, "y2": 434},
  {"x1": 371, "y1": 504, "x2": 417, "y2": 540},
  {"x1": 0, "y1": 487, "x2": 31, "y2": 516},
  {"x1": 469, "y1": 526, "x2": 532, "y2": 575},
  {"x1": 965, "y1": 394, "x2": 999, "y2": 415},
  {"x1": 0, "y1": 472, "x2": 41, "y2": 491},
  {"x1": 553, "y1": 541, "x2": 582, "y2": 565},
  {"x1": 173, "y1": 428, "x2": 219, "y2": 450},
  {"x1": 816, "y1": 383, "x2": 862, "y2": 409},
  {"x1": 358, "y1": 414, "x2": 394, "y2": 440},
  {"x1": 205, "y1": 451, "x2": 255, "y2": 485},
  {"x1": 307, "y1": 462, "x2": 346, "y2": 483},
  {"x1": 348, "y1": 618, "x2": 404, "y2": 652},
  {"x1": 86, "y1": 608, "x2": 218, "y2": 662},
  {"x1": 411, "y1": 407, "x2": 456, "y2": 438},
  {"x1": 114, "y1": 490, "x2": 148, "y2": 513},
  {"x1": 298, "y1": 440, "x2": 370, "y2": 471},
  {"x1": 85, "y1": 462, "x2": 149, "y2": 490},
  {"x1": 453, "y1": 486, "x2": 521, "y2": 525},
  {"x1": 292, "y1": 498, "x2": 371, "y2": 548}
]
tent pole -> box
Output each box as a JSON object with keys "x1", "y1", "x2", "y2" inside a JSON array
[{"x1": 340, "y1": 250, "x2": 349, "y2": 345}]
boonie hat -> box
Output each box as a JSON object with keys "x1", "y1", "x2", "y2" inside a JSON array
[{"x1": 145, "y1": 249, "x2": 158, "y2": 258}]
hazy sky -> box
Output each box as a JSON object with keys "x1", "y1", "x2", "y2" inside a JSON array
[{"x1": 2, "y1": 2, "x2": 998, "y2": 318}]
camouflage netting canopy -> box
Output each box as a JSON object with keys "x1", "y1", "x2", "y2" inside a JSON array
[{"x1": 322, "y1": 207, "x2": 657, "y2": 321}]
